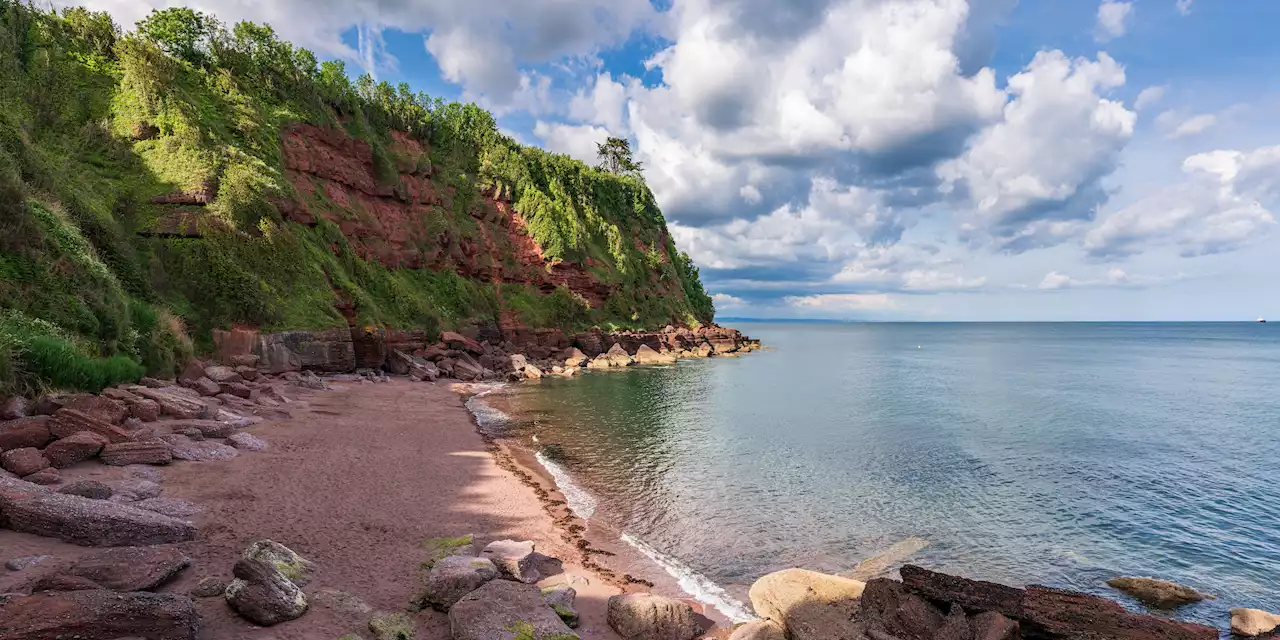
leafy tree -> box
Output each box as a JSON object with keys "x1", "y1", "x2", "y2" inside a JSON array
[
  {"x1": 135, "y1": 7, "x2": 212, "y2": 66},
  {"x1": 596, "y1": 136, "x2": 643, "y2": 175}
]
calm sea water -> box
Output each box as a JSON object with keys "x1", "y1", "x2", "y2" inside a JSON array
[{"x1": 482, "y1": 323, "x2": 1280, "y2": 627}]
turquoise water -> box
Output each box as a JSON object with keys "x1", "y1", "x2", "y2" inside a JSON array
[{"x1": 487, "y1": 323, "x2": 1280, "y2": 626}]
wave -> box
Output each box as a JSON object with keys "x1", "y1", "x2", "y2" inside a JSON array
[
  {"x1": 464, "y1": 385, "x2": 511, "y2": 434},
  {"x1": 534, "y1": 450, "x2": 598, "y2": 519},
  {"x1": 620, "y1": 532, "x2": 758, "y2": 624}
]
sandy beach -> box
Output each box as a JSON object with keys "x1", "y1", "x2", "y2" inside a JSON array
[{"x1": 1, "y1": 379, "x2": 645, "y2": 639}]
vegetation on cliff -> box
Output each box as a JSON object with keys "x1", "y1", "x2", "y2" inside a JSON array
[{"x1": 0, "y1": 2, "x2": 714, "y2": 395}]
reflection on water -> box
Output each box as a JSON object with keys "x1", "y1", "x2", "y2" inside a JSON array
[{"x1": 486, "y1": 323, "x2": 1280, "y2": 626}]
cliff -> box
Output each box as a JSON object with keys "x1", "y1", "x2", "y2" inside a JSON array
[{"x1": 0, "y1": 4, "x2": 718, "y2": 394}]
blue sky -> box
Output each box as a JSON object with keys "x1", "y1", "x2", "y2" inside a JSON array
[{"x1": 74, "y1": 0, "x2": 1280, "y2": 320}]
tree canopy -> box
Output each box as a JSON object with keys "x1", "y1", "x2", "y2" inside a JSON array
[{"x1": 596, "y1": 137, "x2": 644, "y2": 175}]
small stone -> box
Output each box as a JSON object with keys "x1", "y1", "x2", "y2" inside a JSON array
[
  {"x1": 1232, "y1": 608, "x2": 1280, "y2": 637},
  {"x1": 1106, "y1": 576, "x2": 1207, "y2": 609},
  {"x1": 227, "y1": 432, "x2": 268, "y2": 452},
  {"x1": 43, "y1": 431, "x2": 109, "y2": 468},
  {"x1": 480, "y1": 539, "x2": 541, "y2": 584},
  {"x1": 192, "y1": 576, "x2": 227, "y2": 598},
  {"x1": 2, "y1": 448, "x2": 51, "y2": 476},
  {"x1": 5, "y1": 555, "x2": 51, "y2": 572},
  {"x1": 58, "y1": 480, "x2": 114, "y2": 500},
  {"x1": 23, "y1": 467, "x2": 62, "y2": 485}
]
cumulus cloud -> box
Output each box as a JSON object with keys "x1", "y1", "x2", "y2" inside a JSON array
[
  {"x1": 532, "y1": 122, "x2": 611, "y2": 164},
  {"x1": 711, "y1": 293, "x2": 747, "y2": 308},
  {"x1": 830, "y1": 245, "x2": 987, "y2": 292},
  {"x1": 1084, "y1": 146, "x2": 1280, "y2": 259},
  {"x1": 1095, "y1": 1, "x2": 1134, "y2": 42},
  {"x1": 1036, "y1": 268, "x2": 1183, "y2": 290},
  {"x1": 1134, "y1": 85, "x2": 1166, "y2": 111},
  {"x1": 784, "y1": 293, "x2": 898, "y2": 311},
  {"x1": 60, "y1": 0, "x2": 656, "y2": 106},
  {"x1": 938, "y1": 51, "x2": 1136, "y2": 252}
]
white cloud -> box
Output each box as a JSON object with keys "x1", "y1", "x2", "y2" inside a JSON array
[
  {"x1": 784, "y1": 293, "x2": 898, "y2": 311},
  {"x1": 569, "y1": 73, "x2": 630, "y2": 133},
  {"x1": 1036, "y1": 268, "x2": 1183, "y2": 290},
  {"x1": 1134, "y1": 85, "x2": 1166, "y2": 111},
  {"x1": 1168, "y1": 113, "x2": 1218, "y2": 139},
  {"x1": 1084, "y1": 146, "x2": 1280, "y2": 258},
  {"x1": 1176, "y1": 0, "x2": 1193, "y2": 16},
  {"x1": 711, "y1": 293, "x2": 747, "y2": 308},
  {"x1": 830, "y1": 245, "x2": 987, "y2": 292},
  {"x1": 532, "y1": 122, "x2": 611, "y2": 164},
  {"x1": 1095, "y1": 1, "x2": 1134, "y2": 42},
  {"x1": 938, "y1": 51, "x2": 1136, "y2": 252}
]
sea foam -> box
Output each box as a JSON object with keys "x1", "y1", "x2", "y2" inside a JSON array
[
  {"x1": 534, "y1": 450, "x2": 598, "y2": 519},
  {"x1": 620, "y1": 532, "x2": 758, "y2": 624}
]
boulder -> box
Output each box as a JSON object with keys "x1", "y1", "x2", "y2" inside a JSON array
[
  {"x1": 135, "y1": 497, "x2": 200, "y2": 518},
  {"x1": 453, "y1": 357, "x2": 485, "y2": 381},
  {"x1": 0, "y1": 590, "x2": 199, "y2": 640},
  {"x1": 1106, "y1": 577, "x2": 1207, "y2": 609},
  {"x1": 563, "y1": 347, "x2": 588, "y2": 368},
  {"x1": 729, "y1": 620, "x2": 786, "y2": 640},
  {"x1": 65, "y1": 395, "x2": 129, "y2": 424},
  {"x1": 100, "y1": 441, "x2": 173, "y2": 466},
  {"x1": 859, "y1": 579, "x2": 944, "y2": 640},
  {"x1": 1, "y1": 447, "x2": 50, "y2": 476},
  {"x1": 242, "y1": 539, "x2": 316, "y2": 586},
  {"x1": 0, "y1": 416, "x2": 52, "y2": 451},
  {"x1": 543, "y1": 584, "x2": 579, "y2": 628},
  {"x1": 524, "y1": 364, "x2": 544, "y2": 379},
  {"x1": 449, "y1": 580, "x2": 579, "y2": 640},
  {"x1": 141, "y1": 376, "x2": 172, "y2": 388},
  {"x1": 221, "y1": 382, "x2": 257, "y2": 400},
  {"x1": 234, "y1": 365, "x2": 260, "y2": 381},
  {"x1": 129, "y1": 399, "x2": 161, "y2": 422},
  {"x1": 634, "y1": 344, "x2": 677, "y2": 364},
  {"x1": 748, "y1": 569, "x2": 865, "y2": 640},
  {"x1": 47, "y1": 409, "x2": 132, "y2": 443},
  {"x1": 227, "y1": 432, "x2": 269, "y2": 452},
  {"x1": 225, "y1": 555, "x2": 309, "y2": 626},
  {"x1": 23, "y1": 468, "x2": 62, "y2": 485},
  {"x1": 607, "y1": 593, "x2": 701, "y2": 640},
  {"x1": 368, "y1": 612, "x2": 416, "y2": 640},
  {"x1": 160, "y1": 419, "x2": 235, "y2": 438},
  {"x1": 58, "y1": 480, "x2": 114, "y2": 500},
  {"x1": 167, "y1": 437, "x2": 239, "y2": 462},
  {"x1": 0, "y1": 396, "x2": 26, "y2": 420},
  {"x1": 53, "y1": 545, "x2": 191, "y2": 591},
  {"x1": 5, "y1": 555, "x2": 51, "y2": 571},
  {"x1": 441, "y1": 331, "x2": 484, "y2": 355},
  {"x1": 1020, "y1": 585, "x2": 1216, "y2": 640},
  {"x1": 132, "y1": 388, "x2": 212, "y2": 420},
  {"x1": 178, "y1": 360, "x2": 206, "y2": 384},
  {"x1": 43, "y1": 431, "x2": 108, "y2": 468},
  {"x1": 419, "y1": 555, "x2": 499, "y2": 611},
  {"x1": 934, "y1": 604, "x2": 973, "y2": 640},
  {"x1": 899, "y1": 565, "x2": 1023, "y2": 618},
  {"x1": 193, "y1": 377, "x2": 221, "y2": 396},
  {"x1": 1232, "y1": 608, "x2": 1280, "y2": 637},
  {"x1": 970, "y1": 611, "x2": 1019, "y2": 640},
  {"x1": 481, "y1": 539, "x2": 541, "y2": 584},
  {"x1": 0, "y1": 476, "x2": 195, "y2": 546},
  {"x1": 203, "y1": 365, "x2": 242, "y2": 384}
]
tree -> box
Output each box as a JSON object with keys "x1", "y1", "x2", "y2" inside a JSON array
[
  {"x1": 135, "y1": 7, "x2": 212, "y2": 67},
  {"x1": 596, "y1": 137, "x2": 643, "y2": 175}
]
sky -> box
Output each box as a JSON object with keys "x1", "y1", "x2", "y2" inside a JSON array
[{"x1": 67, "y1": 0, "x2": 1280, "y2": 321}]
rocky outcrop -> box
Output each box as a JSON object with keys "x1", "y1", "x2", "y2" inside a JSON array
[
  {"x1": 449, "y1": 580, "x2": 579, "y2": 640},
  {"x1": 0, "y1": 476, "x2": 196, "y2": 547},
  {"x1": 1232, "y1": 608, "x2": 1280, "y2": 637},
  {"x1": 1106, "y1": 576, "x2": 1207, "y2": 609},
  {"x1": 481, "y1": 539, "x2": 541, "y2": 584},
  {"x1": 0, "y1": 590, "x2": 200, "y2": 640},
  {"x1": 748, "y1": 569, "x2": 865, "y2": 640},
  {"x1": 607, "y1": 593, "x2": 702, "y2": 640},
  {"x1": 419, "y1": 555, "x2": 499, "y2": 611}
]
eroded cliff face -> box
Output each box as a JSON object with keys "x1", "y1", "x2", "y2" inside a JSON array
[{"x1": 278, "y1": 124, "x2": 622, "y2": 313}]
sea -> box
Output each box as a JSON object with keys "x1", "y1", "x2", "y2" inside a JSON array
[{"x1": 470, "y1": 322, "x2": 1280, "y2": 628}]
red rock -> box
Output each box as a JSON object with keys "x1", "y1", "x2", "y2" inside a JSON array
[
  {"x1": 0, "y1": 416, "x2": 52, "y2": 451},
  {"x1": 221, "y1": 382, "x2": 258, "y2": 400},
  {"x1": 43, "y1": 431, "x2": 109, "y2": 468},
  {"x1": 101, "y1": 388, "x2": 143, "y2": 403},
  {"x1": 1020, "y1": 585, "x2": 1217, "y2": 640},
  {"x1": 0, "y1": 590, "x2": 199, "y2": 639},
  {"x1": 27, "y1": 573, "x2": 103, "y2": 592},
  {"x1": 66, "y1": 396, "x2": 128, "y2": 425},
  {"x1": 100, "y1": 441, "x2": 173, "y2": 466},
  {"x1": 23, "y1": 468, "x2": 62, "y2": 485},
  {"x1": 0, "y1": 475, "x2": 197, "y2": 547},
  {"x1": 861, "y1": 578, "x2": 945, "y2": 640},
  {"x1": 132, "y1": 388, "x2": 211, "y2": 420},
  {"x1": 178, "y1": 360, "x2": 206, "y2": 384},
  {"x1": 130, "y1": 399, "x2": 161, "y2": 422},
  {"x1": 1, "y1": 396, "x2": 27, "y2": 420},
  {"x1": 57, "y1": 545, "x2": 191, "y2": 591},
  {"x1": 193, "y1": 377, "x2": 221, "y2": 396},
  {"x1": 47, "y1": 409, "x2": 132, "y2": 443},
  {"x1": 158, "y1": 419, "x2": 234, "y2": 438},
  {"x1": 203, "y1": 365, "x2": 242, "y2": 384},
  {"x1": 1, "y1": 447, "x2": 50, "y2": 476},
  {"x1": 441, "y1": 331, "x2": 484, "y2": 355},
  {"x1": 900, "y1": 565, "x2": 1025, "y2": 619},
  {"x1": 970, "y1": 611, "x2": 1019, "y2": 640}
]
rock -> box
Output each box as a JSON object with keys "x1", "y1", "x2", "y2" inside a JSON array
[
  {"x1": 178, "y1": 360, "x2": 206, "y2": 384},
  {"x1": 607, "y1": 593, "x2": 701, "y2": 640},
  {"x1": 65, "y1": 396, "x2": 129, "y2": 424},
  {"x1": 135, "y1": 498, "x2": 200, "y2": 518},
  {"x1": 748, "y1": 569, "x2": 865, "y2": 640},
  {"x1": 861, "y1": 578, "x2": 945, "y2": 640},
  {"x1": 193, "y1": 377, "x2": 221, "y2": 396},
  {"x1": 634, "y1": 344, "x2": 677, "y2": 364},
  {"x1": 543, "y1": 584, "x2": 579, "y2": 628},
  {"x1": 100, "y1": 440, "x2": 173, "y2": 466},
  {"x1": 177, "y1": 428, "x2": 204, "y2": 441},
  {"x1": 524, "y1": 364, "x2": 543, "y2": 379},
  {"x1": 203, "y1": 365, "x2": 242, "y2": 384},
  {"x1": 0, "y1": 396, "x2": 26, "y2": 420},
  {"x1": 160, "y1": 419, "x2": 235, "y2": 438},
  {"x1": 127, "y1": 465, "x2": 164, "y2": 482},
  {"x1": 48, "y1": 409, "x2": 132, "y2": 443},
  {"x1": 729, "y1": 620, "x2": 786, "y2": 640},
  {"x1": 221, "y1": 382, "x2": 257, "y2": 400},
  {"x1": 899, "y1": 565, "x2": 1023, "y2": 619},
  {"x1": 227, "y1": 432, "x2": 269, "y2": 452},
  {"x1": 970, "y1": 611, "x2": 1019, "y2": 640},
  {"x1": 0, "y1": 476, "x2": 195, "y2": 546},
  {"x1": 1020, "y1": 585, "x2": 1216, "y2": 640},
  {"x1": 43, "y1": 431, "x2": 108, "y2": 468},
  {"x1": 242, "y1": 540, "x2": 316, "y2": 586},
  {"x1": 58, "y1": 480, "x2": 114, "y2": 500},
  {"x1": 132, "y1": 388, "x2": 212, "y2": 420},
  {"x1": 235, "y1": 365, "x2": 260, "y2": 381},
  {"x1": 129, "y1": 399, "x2": 161, "y2": 422},
  {"x1": 368, "y1": 612, "x2": 416, "y2": 640},
  {"x1": 23, "y1": 468, "x2": 61, "y2": 485},
  {"x1": 191, "y1": 576, "x2": 227, "y2": 598},
  {"x1": 0, "y1": 589, "x2": 200, "y2": 640},
  {"x1": 168, "y1": 437, "x2": 239, "y2": 462},
  {"x1": 4, "y1": 555, "x2": 50, "y2": 572},
  {"x1": 441, "y1": 331, "x2": 484, "y2": 355},
  {"x1": 453, "y1": 357, "x2": 485, "y2": 381},
  {"x1": 312, "y1": 588, "x2": 373, "y2": 615},
  {"x1": 104, "y1": 478, "x2": 163, "y2": 502},
  {"x1": 141, "y1": 376, "x2": 172, "y2": 388},
  {"x1": 481, "y1": 539, "x2": 541, "y2": 584},
  {"x1": 563, "y1": 347, "x2": 588, "y2": 368},
  {"x1": 418, "y1": 555, "x2": 499, "y2": 611},
  {"x1": 0, "y1": 416, "x2": 52, "y2": 451},
  {"x1": 56, "y1": 545, "x2": 191, "y2": 591},
  {"x1": 1106, "y1": 577, "x2": 1207, "y2": 609},
  {"x1": 1, "y1": 447, "x2": 50, "y2": 476},
  {"x1": 27, "y1": 573, "x2": 105, "y2": 591},
  {"x1": 1232, "y1": 608, "x2": 1280, "y2": 637},
  {"x1": 934, "y1": 604, "x2": 973, "y2": 640},
  {"x1": 449, "y1": 580, "x2": 579, "y2": 640},
  {"x1": 225, "y1": 556, "x2": 309, "y2": 626}
]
